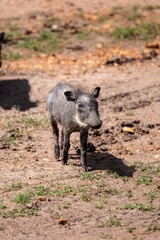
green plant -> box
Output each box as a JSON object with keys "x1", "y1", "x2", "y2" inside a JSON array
[
  {"x1": 123, "y1": 203, "x2": 155, "y2": 211},
  {"x1": 52, "y1": 213, "x2": 60, "y2": 219},
  {"x1": 126, "y1": 226, "x2": 135, "y2": 233},
  {"x1": 106, "y1": 170, "x2": 120, "y2": 178},
  {"x1": 59, "y1": 203, "x2": 71, "y2": 209},
  {"x1": 2, "y1": 128, "x2": 21, "y2": 146},
  {"x1": 137, "y1": 22, "x2": 160, "y2": 41},
  {"x1": 126, "y1": 189, "x2": 133, "y2": 198},
  {"x1": 95, "y1": 202, "x2": 103, "y2": 209},
  {"x1": 3, "y1": 208, "x2": 26, "y2": 218},
  {"x1": 125, "y1": 110, "x2": 134, "y2": 116},
  {"x1": 124, "y1": 5, "x2": 141, "y2": 21},
  {"x1": 148, "y1": 220, "x2": 160, "y2": 231},
  {"x1": 21, "y1": 115, "x2": 49, "y2": 128},
  {"x1": 96, "y1": 181, "x2": 106, "y2": 188},
  {"x1": 112, "y1": 26, "x2": 136, "y2": 40},
  {"x1": 136, "y1": 176, "x2": 152, "y2": 185},
  {"x1": 32, "y1": 185, "x2": 47, "y2": 196},
  {"x1": 79, "y1": 172, "x2": 101, "y2": 181},
  {"x1": 78, "y1": 187, "x2": 91, "y2": 202},
  {"x1": 52, "y1": 185, "x2": 72, "y2": 197},
  {"x1": 123, "y1": 203, "x2": 135, "y2": 210},
  {"x1": 0, "y1": 200, "x2": 7, "y2": 209},
  {"x1": 145, "y1": 190, "x2": 158, "y2": 201},
  {"x1": 107, "y1": 216, "x2": 121, "y2": 227},
  {"x1": 10, "y1": 181, "x2": 22, "y2": 190},
  {"x1": 2, "y1": 52, "x2": 22, "y2": 61},
  {"x1": 135, "y1": 203, "x2": 154, "y2": 211},
  {"x1": 3, "y1": 207, "x2": 38, "y2": 218},
  {"x1": 13, "y1": 193, "x2": 31, "y2": 204},
  {"x1": 112, "y1": 22, "x2": 160, "y2": 41},
  {"x1": 19, "y1": 30, "x2": 60, "y2": 53}
]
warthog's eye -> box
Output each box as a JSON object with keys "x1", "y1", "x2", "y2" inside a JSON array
[{"x1": 77, "y1": 102, "x2": 84, "y2": 108}]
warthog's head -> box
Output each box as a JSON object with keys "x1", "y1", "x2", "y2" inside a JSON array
[{"x1": 64, "y1": 87, "x2": 102, "y2": 129}]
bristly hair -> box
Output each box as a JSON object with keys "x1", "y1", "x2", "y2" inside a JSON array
[{"x1": 74, "y1": 113, "x2": 88, "y2": 128}]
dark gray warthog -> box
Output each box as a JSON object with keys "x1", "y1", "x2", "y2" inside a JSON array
[{"x1": 47, "y1": 83, "x2": 102, "y2": 172}]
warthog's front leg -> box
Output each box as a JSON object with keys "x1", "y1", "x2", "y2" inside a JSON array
[
  {"x1": 80, "y1": 129, "x2": 89, "y2": 172},
  {"x1": 62, "y1": 129, "x2": 70, "y2": 165}
]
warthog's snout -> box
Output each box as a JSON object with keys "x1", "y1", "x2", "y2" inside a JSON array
[{"x1": 90, "y1": 120, "x2": 102, "y2": 129}]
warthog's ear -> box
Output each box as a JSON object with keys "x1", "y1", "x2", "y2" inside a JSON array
[
  {"x1": 64, "y1": 91, "x2": 76, "y2": 102},
  {"x1": 0, "y1": 32, "x2": 5, "y2": 41},
  {"x1": 91, "y1": 87, "x2": 100, "y2": 98}
]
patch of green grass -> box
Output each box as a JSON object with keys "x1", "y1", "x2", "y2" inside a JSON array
[
  {"x1": 98, "y1": 188, "x2": 119, "y2": 200},
  {"x1": 136, "y1": 176, "x2": 152, "y2": 185},
  {"x1": 32, "y1": 185, "x2": 47, "y2": 196},
  {"x1": 125, "y1": 110, "x2": 134, "y2": 116},
  {"x1": 2, "y1": 52, "x2": 22, "y2": 61},
  {"x1": 136, "y1": 22, "x2": 160, "y2": 41},
  {"x1": 78, "y1": 186, "x2": 91, "y2": 202},
  {"x1": 123, "y1": 203, "x2": 155, "y2": 211},
  {"x1": 59, "y1": 203, "x2": 71, "y2": 209},
  {"x1": 10, "y1": 181, "x2": 22, "y2": 190},
  {"x1": 135, "y1": 203, "x2": 155, "y2": 211},
  {"x1": 112, "y1": 22, "x2": 160, "y2": 41},
  {"x1": 112, "y1": 26, "x2": 136, "y2": 40},
  {"x1": 52, "y1": 213, "x2": 60, "y2": 219},
  {"x1": 123, "y1": 203, "x2": 135, "y2": 210},
  {"x1": 145, "y1": 189, "x2": 158, "y2": 201},
  {"x1": 148, "y1": 220, "x2": 160, "y2": 231},
  {"x1": 5, "y1": 25, "x2": 27, "y2": 42},
  {"x1": 96, "y1": 180, "x2": 106, "y2": 188},
  {"x1": 107, "y1": 216, "x2": 121, "y2": 227},
  {"x1": 13, "y1": 193, "x2": 31, "y2": 204},
  {"x1": 134, "y1": 161, "x2": 160, "y2": 175},
  {"x1": 79, "y1": 172, "x2": 101, "y2": 181},
  {"x1": 21, "y1": 115, "x2": 49, "y2": 128},
  {"x1": 3, "y1": 208, "x2": 26, "y2": 218},
  {"x1": 124, "y1": 5, "x2": 141, "y2": 21},
  {"x1": 1, "y1": 128, "x2": 21, "y2": 146},
  {"x1": 95, "y1": 202, "x2": 104, "y2": 210},
  {"x1": 19, "y1": 30, "x2": 60, "y2": 53},
  {"x1": 126, "y1": 189, "x2": 133, "y2": 198},
  {"x1": 3, "y1": 207, "x2": 38, "y2": 218},
  {"x1": 0, "y1": 200, "x2": 7, "y2": 209},
  {"x1": 52, "y1": 185, "x2": 72, "y2": 197},
  {"x1": 126, "y1": 226, "x2": 135, "y2": 233}
]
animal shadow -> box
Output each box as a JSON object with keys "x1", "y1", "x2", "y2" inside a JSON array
[
  {"x1": 71, "y1": 151, "x2": 135, "y2": 177},
  {"x1": 0, "y1": 78, "x2": 37, "y2": 111},
  {"x1": 88, "y1": 152, "x2": 135, "y2": 177}
]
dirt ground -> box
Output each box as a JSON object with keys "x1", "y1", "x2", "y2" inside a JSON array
[{"x1": 0, "y1": 0, "x2": 160, "y2": 239}]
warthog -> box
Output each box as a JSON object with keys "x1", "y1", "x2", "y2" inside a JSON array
[{"x1": 47, "y1": 83, "x2": 102, "y2": 171}]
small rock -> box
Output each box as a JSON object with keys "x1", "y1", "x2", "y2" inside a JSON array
[
  {"x1": 58, "y1": 218, "x2": 68, "y2": 225},
  {"x1": 121, "y1": 122, "x2": 134, "y2": 127},
  {"x1": 122, "y1": 127, "x2": 134, "y2": 134},
  {"x1": 37, "y1": 196, "x2": 47, "y2": 201}
]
